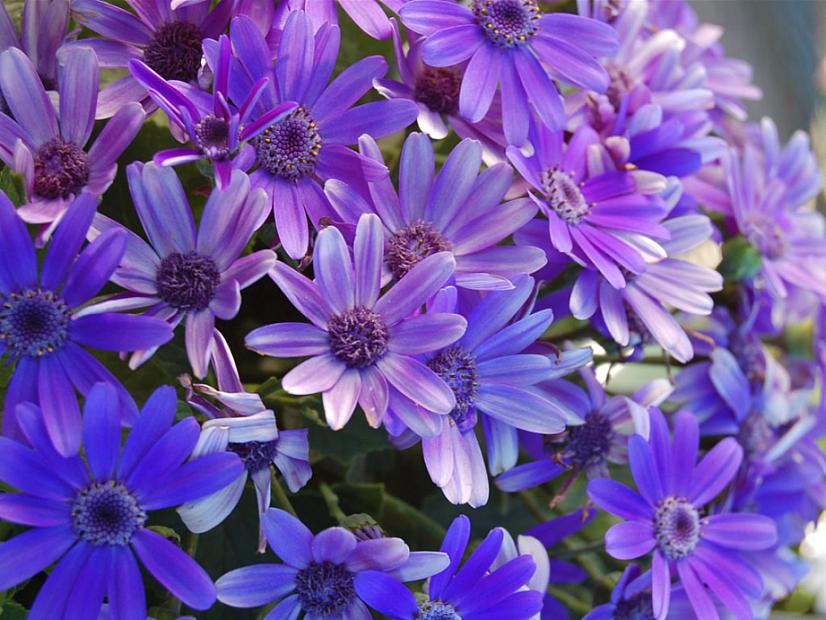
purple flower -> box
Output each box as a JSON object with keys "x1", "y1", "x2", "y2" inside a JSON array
[
  {"x1": 508, "y1": 123, "x2": 670, "y2": 289},
  {"x1": 0, "y1": 382, "x2": 244, "y2": 617},
  {"x1": 178, "y1": 329, "x2": 311, "y2": 551},
  {"x1": 128, "y1": 34, "x2": 297, "y2": 189},
  {"x1": 354, "y1": 514, "x2": 544, "y2": 619},
  {"x1": 325, "y1": 132, "x2": 546, "y2": 291},
  {"x1": 227, "y1": 11, "x2": 418, "y2": 259},
  {"x1": 588, "y1": 409, "x2": 778, "y2": 619},
  {"x1": 246, "y1": 213, "x2": 464, "y2": 430},
  {"x1": 272, "y1": 0, "x2": 404, "y2": 40},
  {"x1": 216, "y1": 507, "x2": 450, "y2": 617},
  {"x1": 0, "y1": 47, "x2": 144, "y2": 241},
  {"x1": 70, "y1": 0, "x2": 234, "y2": 117},
  {"x1": 400, "y1": 0, "x2": 617, "y2": 146},
  {"x1": 0, "y1": 191, "x2": 172, "y2": 456},
  {"x1": 88, "y1": 163, "x2": 274, "y2": 379}
]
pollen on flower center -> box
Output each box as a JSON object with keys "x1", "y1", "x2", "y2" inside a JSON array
[
  {"x1": 655, "y1": 498, "x2": 701, "y2": 559},
  {"x1": 294, "y1": 561, "x2": 356, "y2": 616},
  {"x1": 385, "y1": 222, "x2": 452, "y2": 280},
  {"x1": 473, "y1": 0, "x2": 540, "y2": 48},
  {"x1": 416, "y1": 600, "x2": 462, "y2": 620},
  {"x1": 428, "y1": 346, "x2": 479, "y2": 432},
  {"x1": 541, "y1": 167, "x2": 591, "y2": 224},
  {"x1": 71, "y1": 481, "x2": 146, "y2": 546},
  {"x1": 254, "y1": 107, "x2": 322, "y2": 181},
  {"x1": 414, "y1": 67, "x2": 463, "y2": 115},
  {"x1": 327, "y1": 306, "x2": 389, "y2": 368},
  {"x1": 229, "y1": 440, "x2": 278, "y2": 474},
  {"x1": 33, "y1": 139, "x2": 90, "y2": 199},
  {"x1": 156, "y1": 251, "x2": 221, "y2": 312},
  {"x1": 143, "y1": 21, "x2": 204, "y2": 82},
  {"x1": 566, "y1": 411, "x2": 615, "y2": 470},
  {"x1": 614, "y1": 592, "x2": 655, "y2": 620},
  {"x1": 0, "y1": 289, "x2": 71, "y2": 358},
  {"x1": 194, "y1": 114, "x2": 231, "y2": 159}
]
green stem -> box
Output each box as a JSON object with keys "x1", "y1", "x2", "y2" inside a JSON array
[
  {"x1": 271, "y1": 471, "x2": 298, "y2": 517},
  {"x1": 554, "y1": 540, "x2": 604, "y2": 559},
  {"x1": 319, "y1": 482, "x2": 348, "y2": 524},
  {"x1": 519, "y1": 490, "x2": 553, "y2": 522},
  {"x1": 548, "y1": 586, "x2": 592, "y2": 615}
]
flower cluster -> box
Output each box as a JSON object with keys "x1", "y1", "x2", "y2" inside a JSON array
[{"x1": 0, "y1": 0, "x2": 823, "y2": 618}]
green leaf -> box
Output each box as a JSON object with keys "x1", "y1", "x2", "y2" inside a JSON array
[
  {"x1": 308, "y1": 413, "x2": 391, "y2": 465},
  {"x1": 0, "y1": 167, "x2": 25, "y2": 206},
  {"x1": 719, "y1": 236, "x2": 762, "y2": 281},
  {"x1": 0, "y1": 601, "x2": 29, "y2": 619}
]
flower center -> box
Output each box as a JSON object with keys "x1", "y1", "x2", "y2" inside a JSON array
[
  {"x1": 565, "y1": 411, "x2": 614, "y2": 471},
  {"x1": 194, "y1": 114, "x2": 231, "y2": 159},
  {"x1": 614, "y1": 592, "x2": 655, "y2": 620},
  {"x1": 229, "y1": 440, "x2": 278, "y2": 474},
  {"x1": 385, "y1": 222, "x2": 452, "y2": 280},
  {"x1": 736, "y1": 413, "x2": 773, "y2": 459},
  {"x1": 327, "y1": 306, "x2": 389, "y2": 368},
  {"x1": 428, "y1": 346, "x2": 479, "y2": 432},
  {"x1": 541, "y1": 167, "x2": 590, "y2": 224},
  {"x1": 0, "y1": 289, "x2": 71, "y2": 358},
  {"x1": 655, "y1": 498, "x2": 701, "y2": 559},
  {"x1": 254, "y1": 107, "x2": 321, "y2": 181},
  {"x1": 143, "y1": 21, "x2": 204, "y2": 82},
  {"x1": 473, "y1": 0, "x2": 540, "y2": 48},
  {"x1": 294, "y1": 561, "x2": 355, "y2": 617},
  {"x1": 417, "y1": 600, "x2": 462, "y2": 620},
  {"x1": 33, "y1": 139, "x2": 89, "y2": 199},
  {"x1": 414, "y1": 67, "x2": 462, "y2": 115},
  {"x1": 71, "y1": 481, "x2": 146, "y2": 546},
  {"x1": 155, "y1": 251, "x2": 221, "y2": 312},
  {"x1": 606, "y1": 64, "x2": 635, "y2": 109},
  {"x1": 743, "y1": 216, "x2": 787, "y2": 260}
]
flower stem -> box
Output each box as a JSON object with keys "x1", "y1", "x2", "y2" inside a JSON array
[
  {"x1": 548, "y1": 586, "x2": 592, "y2": 615},
  {"x1": 319, "y1": 482, "x2": 348, "y2": 524},
  {"x1": 271, "y1": 471, "x2": 298, "y2": 517}
]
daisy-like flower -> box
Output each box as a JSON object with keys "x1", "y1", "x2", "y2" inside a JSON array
[
  {"x1": 325, "y1": 132, "x2": 546, "y2": 291},
  {"x1": 508, "y1": 122, "x2": 670, "y2": 289},
  {"x1": 400, "y1": 0, "x2": 618, "y2": 146},
  {"x1": 588, "y1": 409, "x2": 778, "y2": 619},
  {"x1": 128, "y1": 34, "x2": 297, "y2": 189},
  {"x1": 0, "y1": 191, "x2": 172, "y2": 456},
  {"x1": 272, "y1": 0, "x2": 403, "y2": 40},
  {"x1": 0, "y1": 382, "x2": 244, "y2": 618},
  {"x1": 70, "y1": 0, "x2": 234, "y2": 117},
  {"x1": 227, "y1": 11, "x2": 418, "y2": 259},
  {"x1": 0, "y1": 47, "x2": 144, "y2": 240},
  {"x1": 246, "y1": 213, "x2": 464, "y2": 431},
  {"x1": 493, "y1": 529, "x2": 550, "y2": 620},
  {"x1": 178, "y1": 329, "x2": 311, "y2": 551},
  {"x1": 88, "y1": 164, "x2": 274, "y2": 379},
  {"x1": 216, "y1": 507, "x2": 450, "y2": 618},
  {"x1": 354, "y1": 514, "x2": 544, "y2": 619}
]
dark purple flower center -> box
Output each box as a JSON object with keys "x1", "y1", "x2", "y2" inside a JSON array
[
  {"x1": 143, "y1": 21, "x2": 204, "y2": 82},
  {"x1": 473, "y1": 0, "x2": 540, "y2": 48},
  {"x1": 229, "y1": 440, "x2": 278, "y2": 473},
  {"x1": 385, "y1": 222, "x2": 452, "y2": 280},
  {"x1": 33, "y1": 139, "x2": 90, "y2": 199},
  {"x1": 294, "y1": 561, "x2": 355, "y2": 616},
  {"x1": 156, "y1": 251, "x2": 221, "y2": 312},
  {"x1": 414, "y1": 67, "x2": 462, "y2": 115},
  {"x1": 614, "y1": 592, "x2": 655, "y2": 620},
  {"x1": 194, "y1": 114, "x2": 231, "y2": 159},
  {"x1": 328, "y1": 306, "x2": 389, "y2": 368},
  {"x1": 565, "y1": 411, "x2": 614, "y2": 471},
  {"x1": 728, "y1": 333, "x2": 765, "y2": 383},
  {"x1": 737, "y1": 413, "x2": 774, "y2": 459},
  {"x1": 417, "y1": 601, "x2": 461, "y2": 620},
  {"x1": 428, "y1": 346, "x2": 479, "y2": 432},
  {"x1": 0, "y1": 289, "x2": 71, "y2": 358},
  {"x1": 655, "y1": 497, "x2": 700, "y2": 559},
  {"x1": 71, "y1": 481, "x2": 146, "y2": 546},
  {"x1": 541, "y1": 167, "x2": 590, "y2": 224},
  {"x1": 254, "y1": 107, "x2": 321, "y2": 181}
]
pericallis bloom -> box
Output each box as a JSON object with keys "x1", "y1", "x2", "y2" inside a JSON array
[
  {"x1": 70, "y1": 0, "x2": 234, "y2": 118},
  {"x1": 246, "y1": 213, "x2": 464, "y2": 431},
  {"x1": 270, "y1": 0, "x2": 404, "y2": 40},
  {"x1": 491, "y1": 530, "x2": 549, "y2": 620},
  {"x1": 0, "y1": 47, "x2": 144, "y2": 241},
  {"x1": 88, "y1": 164, "x2": 274, "y2": 379},
  {"x1": 390, "y1": 277, "x2": 586, "y2": 507},
  {"x1": 508, "y1": 122, "x2": 670, "y2": 290},
  {"x1": 325, "y1": 132, "x2": 546, "y2": 291},
  {"x1": 587, "y1": 409, "x2": 778, "y2": 619},
  {"x1": 0, "y1": 191, "x2": 172, "y2": 456},
  {"x1": 399, "y1": 0, "x2": 618, "y2": 146},
  {"x1": 0, "y1": 382, "x2": 245, "y2": 618},
  {"x1": 128, "y1": 34, "x2": 297, "y2": 189},
  {"x1": 354, "y1": 514, "x2": 544, "y2": 619},
  {"x1": 226, "y1": 11, "x2": 418, "y2": 259},
  {"x1": 178, "y1": 328, "x2": 311, "y2": 552},
  {"x1": 216, "y1": 507, "x2": 450, "y2": 618}
]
